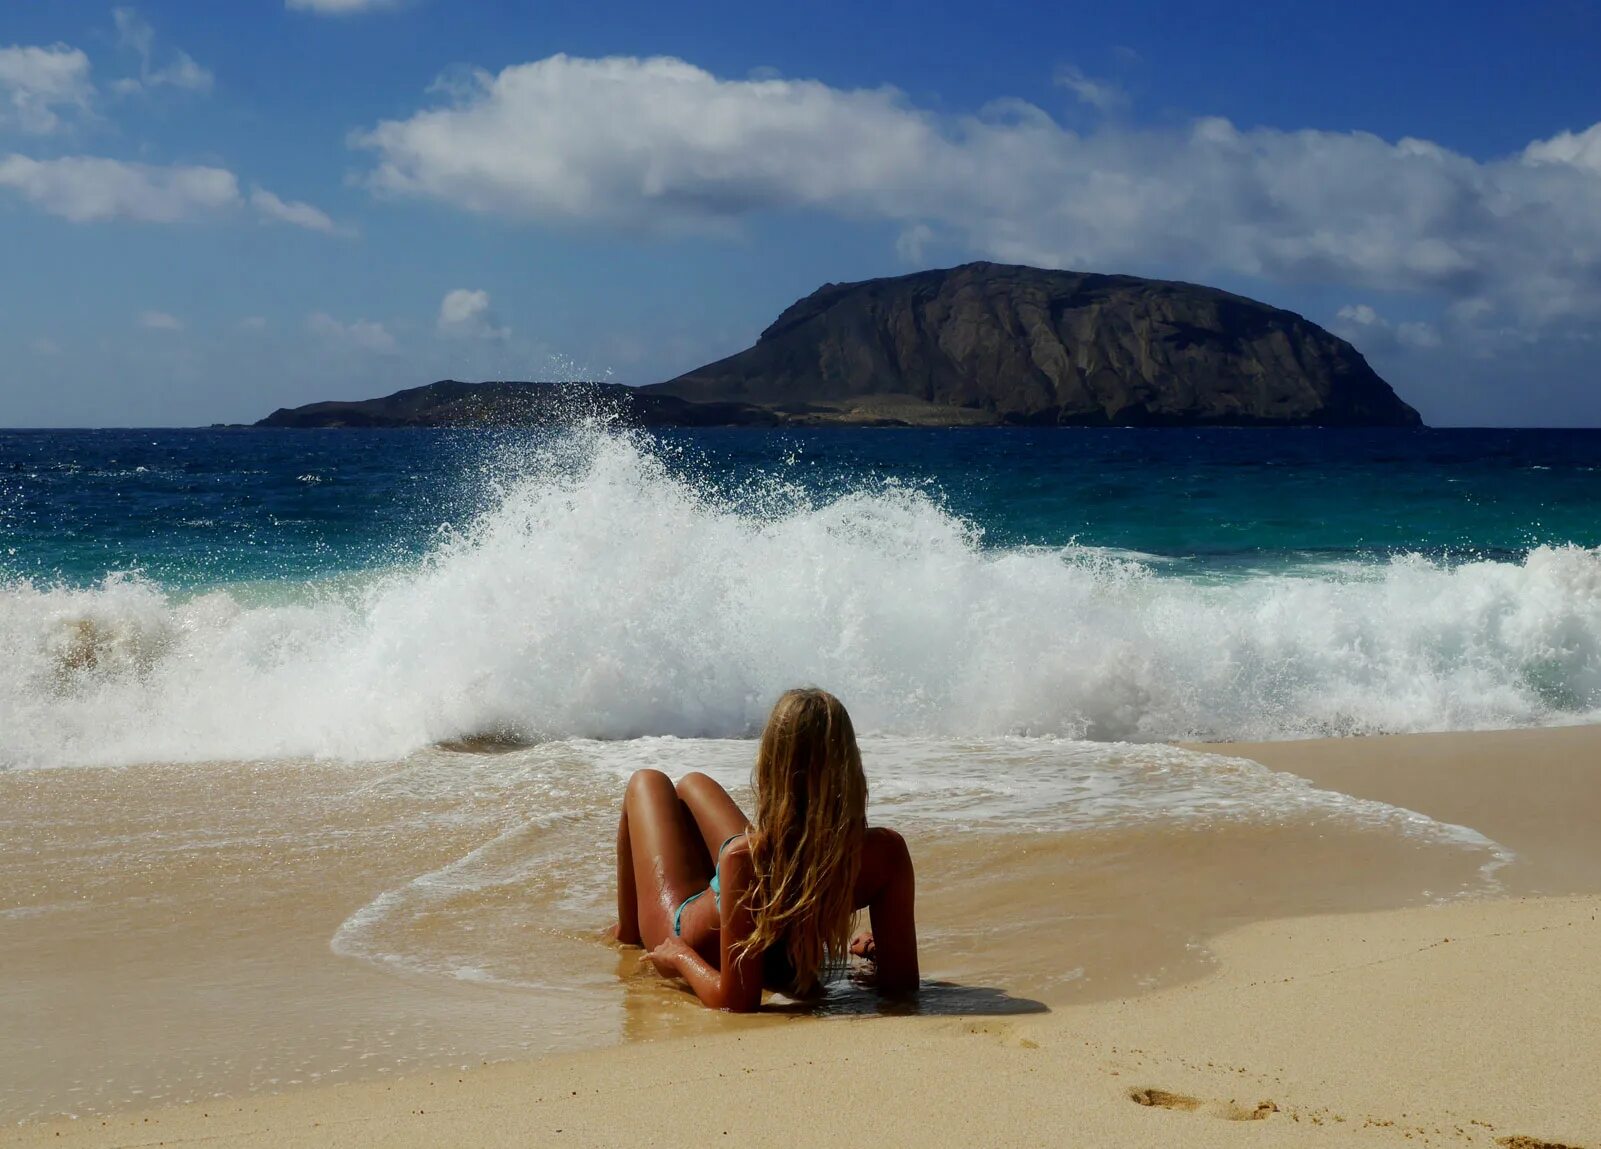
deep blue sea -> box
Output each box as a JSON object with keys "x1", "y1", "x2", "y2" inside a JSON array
[{"x1": 4, "y1": 423, "x2": 1601, "y2": 767}]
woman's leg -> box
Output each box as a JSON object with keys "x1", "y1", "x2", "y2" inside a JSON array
[
  {"x1": 613, "y1": 805, "x2": 641, "y2": 945},
  {"x1": 617, "y1": 769, "x2": 714, "y2": 950},
  {"x1": 675, "y1": 772, "x2": 751, "y2": 858}
]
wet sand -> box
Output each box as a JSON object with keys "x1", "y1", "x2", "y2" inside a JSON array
[
  {"x1": 6, "y1": 726, "x2": 1601, "y2": 1145},
  {"x1": 1185, "y1": 724, "x2": 1601, "y2": 894}
]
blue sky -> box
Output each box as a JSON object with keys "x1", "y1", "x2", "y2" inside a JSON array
[{"x1": 2, "y1": 0, "x2": 1599, "y2": 426}]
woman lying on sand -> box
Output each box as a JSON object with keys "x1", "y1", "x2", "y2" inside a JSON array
[{"x1": 613, "y1": 688, "x2": 919, "y2": 1011}]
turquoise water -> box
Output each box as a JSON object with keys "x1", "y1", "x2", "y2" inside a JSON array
[
  {"x1": 5, "y1": 426, "x2": 1600, "y2": 587},
  {"x1": 4, "y1": 423, "x2": 1601, "y2": 765}
]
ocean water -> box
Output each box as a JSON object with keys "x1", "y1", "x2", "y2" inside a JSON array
[{"x1": 4, "y1": 422, "x2": 1601, "y2": 768}]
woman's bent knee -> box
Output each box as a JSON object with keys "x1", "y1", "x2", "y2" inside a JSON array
[
  {"x1": 675, "y1": 771, "x2": 715, "y2": 797},
  {"x1": 625, "y1": 768, "x2": 673, "y2": 801}
]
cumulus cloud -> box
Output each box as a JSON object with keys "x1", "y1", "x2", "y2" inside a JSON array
[
  {"x1": 0, "y1": 156, "x2": 343, "y2": 235},
  {"x1": 353, "y1": 55, "x2": 944, "y2": 230},
  {"x1": 1334, "y1": 303, "x2": 1441, "y2": 352},
  {"x1": 1336, "y1": 304, "x2": 1382, "y2": 327},
  {"x1": 1054, "y1": 64, "x2": 1126, "y2": 112},
  {"x1": 308, "y1": 311, "x2": 397, "y2": 352},
  {"x1": 896, "y1": 222, "x2": 935, "y2": 263},
  {"x1": 0, "y1": 43, "x2": 94, "y2": 133},
  {"x1": 436, "y1": 288, "x2": 509, "y2": 340},
  {"x1": 353, "y1": 54, "x2": 1601, "y2": 337},
  {"x1": 286, "y1": 0, "x2": 407, "y2": 14},
  {"x1": 112, "y1": 8, "x2": 213, "y2": 95},
  {"x1": 1523, "y1": 123, "x2": 1601, "y2": 175},
  {"x1": 250, "y1": 188, "x2": 344, "y2": 234},
  {"x1": 138, "y1": 310, "x2": 183, "y2": 331},
  {"x1": 0, "y1": 154, "x2": 239, "y2": 221}
]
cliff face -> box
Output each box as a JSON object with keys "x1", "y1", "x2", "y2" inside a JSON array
[{"x1": 645, "y1": 263, "x2": 1422, "y2": 427}]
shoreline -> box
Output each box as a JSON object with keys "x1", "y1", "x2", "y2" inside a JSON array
[{"x1": 7, "y1": 724, "x2": 1601, "y2": 1145}]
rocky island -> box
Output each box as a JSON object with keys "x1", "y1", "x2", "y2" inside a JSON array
[
  {"x1": 253, "y1": 378, "x2": 777, "y2": 429},
  {"x1": 256, "y1": 263, "x2": 1422, "y2": 428}
]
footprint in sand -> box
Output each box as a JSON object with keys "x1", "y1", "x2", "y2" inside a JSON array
[
  {"x1": 1497, "y1": 1138, "x2": 1590, "y2": 1149},
  {"x1": 1128, "y1": 1087, "x2": 1278, "y2": 1122}
]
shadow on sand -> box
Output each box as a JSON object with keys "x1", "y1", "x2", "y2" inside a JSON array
[
  {"x1": 614, "y1": 950, "x2": 1046, "y2": 1019},
  {"x1": 764, "y1": 976, "x2": 1049, "y2": 1018}
]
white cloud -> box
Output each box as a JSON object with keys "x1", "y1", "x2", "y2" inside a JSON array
[
  {"x1": 239, "y1": 316, "x2": 268, "y2": 330},
  {"x1": 895, "y1": 222, "x2": 934, "y2": 263},
  {"x1": 1401, "y1": 323, "x2": 1444, "y2": 350},
  {"x1": 1523, "y1": 123, "x2": 1601, "y2": 175},
  {"x1": 113, "y1": 8, "x2": 213, "y2": 95},
  {"x1": 436, "y1": 288, "x2": 509, "y2": 340},
  {"x1": 30, "y1": 337, "x2": 62, "y2": 356},
  {"x1": 286, "y1": 0, "x2": 407, "y2": 14},
  {"x1": 138, "y1": 310, "x2": 183, "y2": 332},
  {"x1": 353, "y1": 54, "x2": 1601, "y2": 338},
  {"x1": 1054, "y1": 65, "x2": 1125, "y2": 113},
  {"x1": 0, "y1": 157, "x2": 346, "y2": 236},
  {"x1": 0, "y1": 44, "x2": 94, "y2": 133},
  {"x1": 250, "y1": 188, "x2": 344, "y2": 234},
  {"x1": 0, "y1": 154, "x2": 239, "y2": 222},
  {"x1": 1334, "y1": 303, "x2": 1440, "y2": 352},
  {"x1": 308, "y1": 311, "x2": 397, "y2": 352},
  {"x1": 355, "y1": 57, "x2": 942, "y2": 229}
]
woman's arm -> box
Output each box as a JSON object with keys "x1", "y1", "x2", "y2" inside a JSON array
[
  {"x1": 643, "y1": 847, "x2": 764, "y2": 1012},
  {"x1": 863, "y1": 828, "x2": 919, "y2": 993}
]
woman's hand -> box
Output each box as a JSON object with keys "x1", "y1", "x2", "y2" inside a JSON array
[
  {"x1": 640, "y1": 937, "x2": 689, "y2": 978},
  {"x1": 849, "y1": 929, "x2": 877, "y2": 962}
]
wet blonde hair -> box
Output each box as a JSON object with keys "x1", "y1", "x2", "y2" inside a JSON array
[{"x1": 736, "y1": 688, "x2": 867, "y2": 994}]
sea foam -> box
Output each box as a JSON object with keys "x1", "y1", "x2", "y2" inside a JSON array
[
  {"x1": 322, "y1": 735, "x2": 1511, "y2": 991},
  {"x1": 3, "y1": 426, "x2": 1601, "y2": 769}
]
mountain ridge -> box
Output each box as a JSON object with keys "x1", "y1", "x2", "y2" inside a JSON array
[{"x1": 643, "y1": 262, "x2": 1421, "y2": 427}]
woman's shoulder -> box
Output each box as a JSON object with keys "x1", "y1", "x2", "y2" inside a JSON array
[
  {"x1": 851, "y1": 827, "x2": 913, "y2": 910},
  {"x1": 864, "y1": 825, "x2": 909, "y2": 851},
  {"x1": 862, "y1": 826, "x2": 912, "y2": 870}
]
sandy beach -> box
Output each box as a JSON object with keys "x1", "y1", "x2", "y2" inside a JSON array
[
  {"x1": 12, "y1": 895, "x2": 1595, "y2": 1148},
  {"x1": 8, "y1": 0, "x2": 1600, "y2": 1140},
  {"x1": 4, "y1": 724, "x2": 1598, "y2": 1147}
]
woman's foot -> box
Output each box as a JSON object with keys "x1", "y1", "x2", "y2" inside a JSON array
[{"x1": 606, "y1": 921, "x2": 644, "y2": 946}]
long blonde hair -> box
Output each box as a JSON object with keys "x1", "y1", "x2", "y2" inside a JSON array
[{"x1": 736, "y1": 688, "x2": 867, "y2": 994}]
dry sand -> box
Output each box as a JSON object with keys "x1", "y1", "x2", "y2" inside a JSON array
[{"x1": 7, "y1": 726, "x2": 1601, "y2": 1148}]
